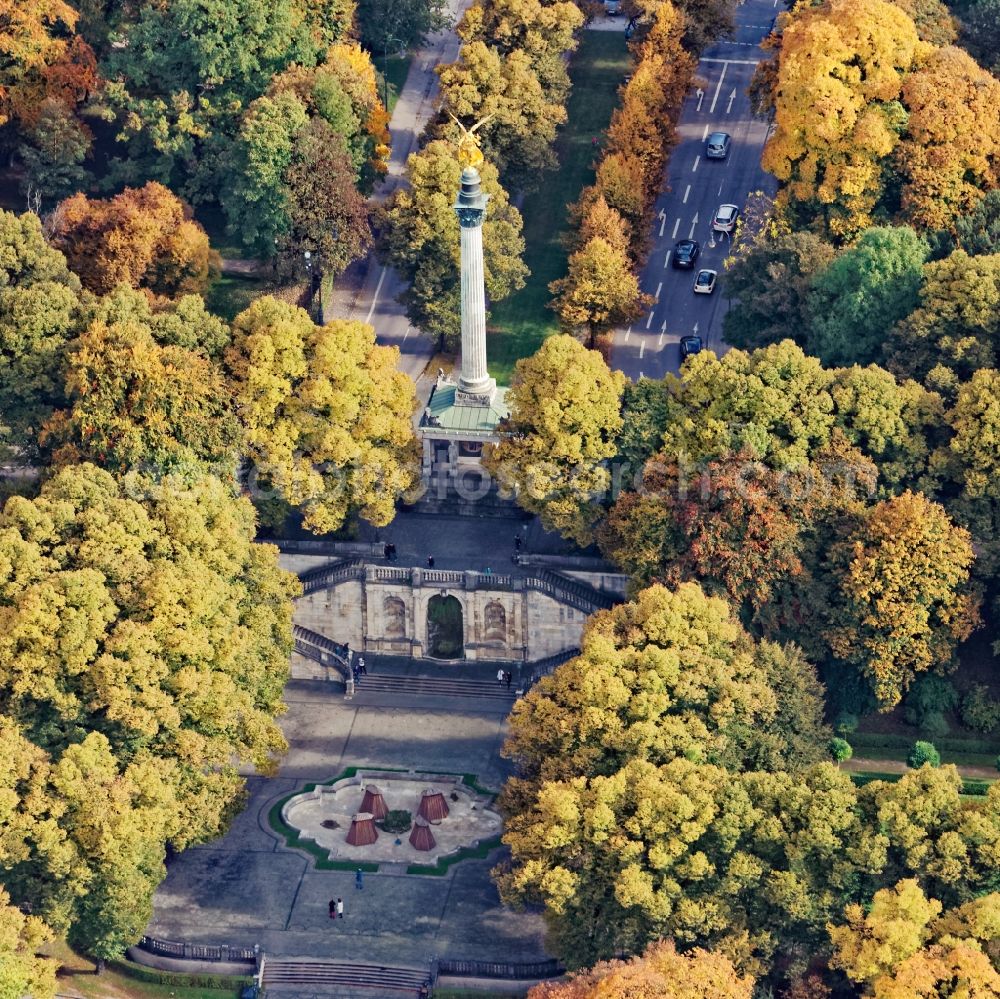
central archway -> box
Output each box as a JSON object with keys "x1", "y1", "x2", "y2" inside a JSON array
[{"x1": 427, "y1": 594, "x2": 464, "y2": 659}]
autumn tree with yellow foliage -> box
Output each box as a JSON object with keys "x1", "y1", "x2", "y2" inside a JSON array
[
  {"x1": 226, "y1": 297, "x2": 419, "y2": 534},
  {"x1": 761, "y1": 0, "x2": 925, "y2": 237},
  {"x1": 484, "y1": 335, "x2": 625, "y2": 545}
]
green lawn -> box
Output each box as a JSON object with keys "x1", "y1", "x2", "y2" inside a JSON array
[
  {"x1": 487, "y1": 32, "x2": 634, "y2": 384},
  {"x1": 204, "y1": 274, "x2": 270, "y2": 321},
  {"x1": 379, "y1": 54, "x2": 412, "y2": 116}
]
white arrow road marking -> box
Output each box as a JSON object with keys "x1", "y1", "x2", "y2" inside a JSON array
[
  {"x1": 639, "y1": 340, "x2": 645, "y2": 359},
  {"x1": 696, "y1": 88, "x2": 704, "y2": 111},
  {"x1": 689, "y1": 212, "x2": 699, "y2": 239},
  {"x1": 726, "y1": 88, "x2": 737, "y2": 113},
  {"x1": 709, "y1": 62, "x2": 729, "y2": 113},
  {"x1": 672, "y1": 217, "x2": 681, "y2": 238},
  {"x1": 683, "y1": 184, "x2": 691, "y2": 203},
  {"x1": 658, "y1": 321, "x2": 667, "y2": 348},
  {"x1": 658, "y1": 209, "x2": 667, "y2": 236},
  {"x1": 664, "y1": 250, "x2": 672, "y2": 268},
  {"x1": 693, "y1": 322, "x2": 700, "y2": 334},
  {"x1": 692, "y1": 155, "x2": 700, "y2": 172},
  {"x1": 365, "y1": 268, "x2": 387, "y2": 324}
]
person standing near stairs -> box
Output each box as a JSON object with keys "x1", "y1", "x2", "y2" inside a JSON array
[
  {"x1": 336, "y1": 898, "x2": 344, "y2": 919},
  {"x1": 496, "y1": 667, "x2": 504, "y2": 686}
]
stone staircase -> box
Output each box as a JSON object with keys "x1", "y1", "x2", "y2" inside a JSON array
[
  {"x1": 352, "y1": 672, "x2": 518, "y2": 701},
  {"x1": 262, "y1": 958, "x2": 429, "y2": 996}
]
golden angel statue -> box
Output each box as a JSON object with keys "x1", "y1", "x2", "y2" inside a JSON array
[{"x1": 449, "y1": 113, "x2": 493, "y2": 169}]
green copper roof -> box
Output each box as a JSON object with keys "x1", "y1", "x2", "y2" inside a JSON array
[{"x1": 421, "y1": 383, "x2": 509, "y2": 436}]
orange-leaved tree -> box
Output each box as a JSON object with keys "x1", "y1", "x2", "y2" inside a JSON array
[
  {"x1": 529, "y1": 940, "x2": 754, "y2": 999},
  {"x1": 50, "y1": 182, "x2": 218, "y2": 297}
]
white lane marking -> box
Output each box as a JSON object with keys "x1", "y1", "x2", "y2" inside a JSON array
[
  {"x1": 639, "y1": 341, "x2": 645, "y2": 359},
  {"x1": 692, "y1": 155, "x2": 700, "y2": 172},
  {"x1": 365, "y1": 268, "x2": 388, "y2": 324},
  {"x1": 709, "y1": 62, "x2": 729, "y2": 114},
  {"x1": 702, "y1": 123, "x2": 710, "y2": 140},
  {"x1": 402, "y1": 325, "x2": 411, "y2": 341},
  {"x1": 672, "y1": 218, "x2": 681, "y2": 238},
  {"x1": 664, "y1": 250, "x2": 672, "y2": 268},
  {"x1": 719, "y1": 183, "x2": 724, "y2": 196},
  {"x1": 639, "y1": 370, "x2": 644, "y2": 378},
  {"x1": 654, "y1": 281, "x2": 663, "y2": 300},
  {"x1": 700, "y1": 57, "x2": 760, "y2": 64},
  {"x1": 683, "y1": 184, "x2": 691, "y2": 203},
  {"x1": 646, "y1": 309, "x2": 654, "y2": 329},
  {"x1": 624, "y1": 326, "x2": 631, "y2": 343}
]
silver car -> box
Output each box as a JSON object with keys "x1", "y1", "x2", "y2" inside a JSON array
[
  {"x1": 706, "y1": 132, "x2": 731, "y2": 159},
  {"x1": 712, "y1": 203, "x2": 739, "y2": 233}
]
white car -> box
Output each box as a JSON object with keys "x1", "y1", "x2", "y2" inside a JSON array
[
  {"x1": 693, "y1": 269, "x2": 717, "y2": 294},
  {"x1": 712, "y1": 204, "x2": 739, "y2": 233}
]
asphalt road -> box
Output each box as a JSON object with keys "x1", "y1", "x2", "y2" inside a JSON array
[{"x1": 609, "y1": 0, "x2": 779, "y2": 381}]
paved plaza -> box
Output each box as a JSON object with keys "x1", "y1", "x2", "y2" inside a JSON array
[{"x1": 146, "y1": 680, "x2": 550, "y2": 967}]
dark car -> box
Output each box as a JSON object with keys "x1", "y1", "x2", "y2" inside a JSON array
[
  {"x1": 680, "y1": 335, "x2": 703, "y2": 360},
  {"x1": 672, "y1": 239, "x2": 700, "y2": 268},
  {"x1": 706, "y1": 132, "x2": 731, "y2": 159}
]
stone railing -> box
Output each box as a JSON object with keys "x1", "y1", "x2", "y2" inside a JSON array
[
  {"x1": 436, "y1": 957, "x2": 564, "y2": 980},
  {"x1": 292, "y1": 624, "x2": 350, "y2": 679},
  {"x1": 136, "y1": 935, "x2": 257, "y2": 965}
]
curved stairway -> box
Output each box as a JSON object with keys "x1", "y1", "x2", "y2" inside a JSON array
[{"x1": 262, "y1": 958, "x2": 429, "y2": 996}]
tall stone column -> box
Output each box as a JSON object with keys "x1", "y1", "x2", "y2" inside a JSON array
[{"x1": 454, "y1": 165, "x2": 496, "y2": 406}]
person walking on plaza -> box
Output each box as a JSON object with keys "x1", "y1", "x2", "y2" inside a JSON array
[
  {"x1": 329, "y1": 899, "x2": 336, "y2": 919},
  {"x1": 504, "y1": 671, "x2": 512, "y2": 690},
  {"x1": 336, "y1": 898, "x2": 344, "y2": 919},
  {"x1": 514, "y1": 534, "x2": 521, "y2": 551},
  {"x1": 358, "y1": 656, "x2": 367, "y2": 676},
  {"x1": 497, "y1": 667, "x2": 504, "y2": 686},
  {"x1": 427, "y1": 555, "x2": 435, "y2": 568},
  {"x1": 356, "y1": 868, "x2": 364, "y2": 890}
]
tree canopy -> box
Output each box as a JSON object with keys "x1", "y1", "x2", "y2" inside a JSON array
[
  {"x1": 226, "y1": 297, "x2": 419, "y2": 533},
  {"x1": 484, "y1": 335, "x2": 625, "y2": 545}
]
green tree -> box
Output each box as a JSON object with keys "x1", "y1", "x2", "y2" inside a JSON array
[
  {"x1": 615, "y1": 377, "x2": 670, "y2": 476},
  {"x1": 658, "y1": 340, "x2": 838, "y2": 470},
  {"x1": 101, "y1": 0, "x2": 319, "y2": 195},
  {"x1": 722, "y1": 231, "x2": 836, "y2": 352},
  {"x1": 221, "y1": 92, "x2": 309, "y2": 256},
  {"x1": 17, "y1": 97, "x2": 91, "y2": 207},
  {"x1": 356, "y1": 0, "x2": 448, "y2": 54},
  {"x1": 887, "y1": 251, "x2": 1000, "y2": 395},
  {"x1": 830, "y1": 364, "x2": 944, "y2": 492},
  {"x1": 820, "y1": 491, "x2": 979, "y2": 709},
  {"x1": 0, "y1": 209, "x2": 83, "y2": 457},
  {"x1": 946, "y1": 189, "x2": 1000, "y2": 258},
  {"x1": 830, "y1": 737, "x2": 853, "y2": 764},
  {"x1": 908, "y1": 741, "x2": 941, "y2": 768},
  {"x1": 484, "y1": 335, "x2": 625, "y2": 545},
  {"x1": 807, "y1": 226, "x2": 928, "y2": 367},
  {"x1": 382, "y1": 139, "x2": 527, "y2": 351},
  {"x1": 226, "y1": 297, "x2": 418, "y2": 533}
]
